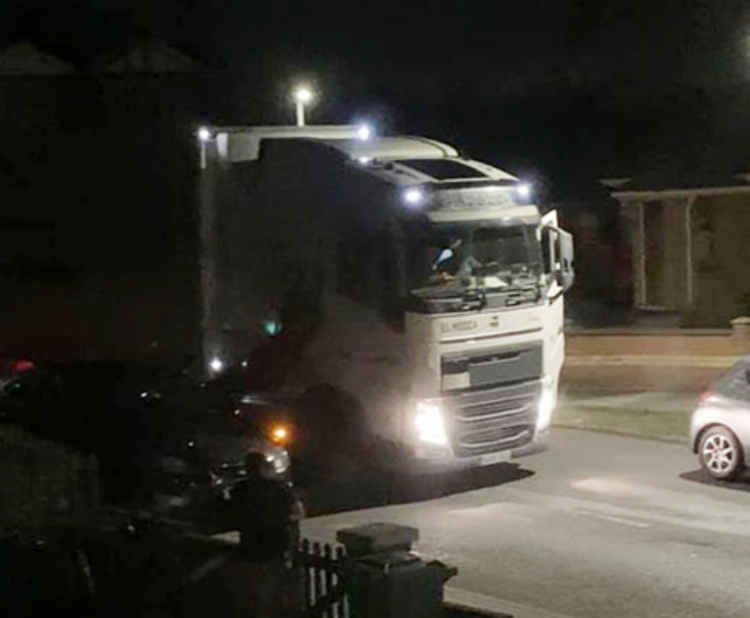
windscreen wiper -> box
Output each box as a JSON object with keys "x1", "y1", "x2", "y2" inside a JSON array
[{"x1": 460, "y1": 288, "x2": 486, "y2": 311}]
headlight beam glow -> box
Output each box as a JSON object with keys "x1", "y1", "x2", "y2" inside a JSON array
[
  {"x1": 536, "y1": 386, "x2": 556, "y2": 431},
  {"x1": 414, "y1": 400, "x2": 448, "y2": 445}
]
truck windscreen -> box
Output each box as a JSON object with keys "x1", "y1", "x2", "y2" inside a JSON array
[{"x1": 407, "y1": 223, "x2": 541, "y2": 299}]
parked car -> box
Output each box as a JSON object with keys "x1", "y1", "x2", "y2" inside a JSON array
[
  {"x1": 690, "y1": 357, "x2": 750, "y2": 480},
  {"x1": 0, "y1": 360, "x2": 293, "y2": 509},
  {"x1": 0, "y1": 357, "x2": 40, "y2": 420},
  {"x1": 235, "y1": 383, "x2": 376, "y2": 471}
]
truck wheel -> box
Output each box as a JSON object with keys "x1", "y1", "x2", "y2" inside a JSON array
[{"x1": 699, "y1": 425, "x2": 743, "y2": 481}]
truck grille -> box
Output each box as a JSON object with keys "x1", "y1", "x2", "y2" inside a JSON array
[
  {"x1": 446, "y1": 379, "x2": 541, "y2": 456},
  {"x1": 442, "y1": 341, "x2": 542, "y2": 390}
]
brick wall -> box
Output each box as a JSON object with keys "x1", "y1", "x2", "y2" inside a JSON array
[{"x1": 562, "y1": 329, "x2": 750, "y2": 392}]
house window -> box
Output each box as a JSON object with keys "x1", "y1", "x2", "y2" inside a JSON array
[
  {"x1": 642, "y1": 201, "x2": 672, "y2": 308},
  {"x1": 693, "y1": 201, "x2": 718, "y2": 272}
]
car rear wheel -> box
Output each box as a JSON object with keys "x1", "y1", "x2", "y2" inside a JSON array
[{"x1": 699, "y1": 426, "x2": 743, "y2": 480}]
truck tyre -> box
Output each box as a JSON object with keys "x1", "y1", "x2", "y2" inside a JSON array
[
  {"x1": 387, "y1": 468, "x2": 443, "y2": 504},
  {"x1": 299, "y1": 384, "x2": 367, "y2": 448}
]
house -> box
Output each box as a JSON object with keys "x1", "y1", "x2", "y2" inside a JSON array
[
  {"x1": 0, "y1": 43, "x2": 77, "y2": 167},
  {"x1": 610, "y1": 173, "x2": 750, "y2": 327},
  {"x1": 0, "y1": 42, "x2": 75, "y2": 75},
  {"x1": 0, "y1": 37, "x2": 208, "y2": 362},
  {"x1": 547, "y1": 181, "x2": 633, "y2": 327},
  {"x1": 93, "y1": 38, "x2": 202, "y2": 74},
  {"x1": 89, "y1": 36, "x2": 211, "y2": 126}
]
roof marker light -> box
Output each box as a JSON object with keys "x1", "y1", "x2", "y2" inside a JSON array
[
  {"x1": 357, "y1": 124, "x2": 372, "y2": 141},
  {"x1": 516, "y1": 183, "x2": 531, "y2": 200}
]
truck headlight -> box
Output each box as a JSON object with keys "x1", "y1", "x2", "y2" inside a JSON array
[
  {"x1": 536, "y1": 383, "x2": 556, "y2": 432},
  {"x1": 414, "y1": 400, "x2": 448, "y2": 445}
]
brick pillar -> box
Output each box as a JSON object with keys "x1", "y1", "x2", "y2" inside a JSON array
[{"x1": 731, "y1": 316, "x2": 750, "y2": 338}]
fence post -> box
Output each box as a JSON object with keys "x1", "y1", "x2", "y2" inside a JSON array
[
  {"x1": 312, "y1": 541, "x2": 321, "y2": 611},
  {"x1": 301, "y1": 538, "x2": 311, "y2": 610},
  {"x1": 336, "y1": 546, "x2": 349, "y2": 618}
]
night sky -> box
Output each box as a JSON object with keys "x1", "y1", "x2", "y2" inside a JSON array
[{"x1": 3, "y1": 1, "x2": 750, "y2": 197}]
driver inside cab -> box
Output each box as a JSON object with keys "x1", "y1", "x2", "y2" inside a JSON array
[{"x1": 428, "y1": 238, "x2": 480, "y2": 283}]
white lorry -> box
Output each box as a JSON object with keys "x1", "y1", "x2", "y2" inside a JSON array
[{"x1": 197, "y1": 124, "x2": 574, "y2": 469}]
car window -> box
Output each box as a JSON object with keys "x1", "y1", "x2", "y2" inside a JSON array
[
  {"x1": 1, "y1": 370, "x2": 47, "y2": 400},
  {"x1": 712, "y1": 360, "x2": 750, "y2": 402}
]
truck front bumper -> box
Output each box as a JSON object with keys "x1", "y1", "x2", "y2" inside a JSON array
[
  {"x1": 407, "y1": 427, "x2": 548, "y2": 473},
  {"x1": 406, "y1": 377, "x2": 555, "y2": 472}
]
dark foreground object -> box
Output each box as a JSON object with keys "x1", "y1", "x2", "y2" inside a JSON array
[
  {"x1": 2, "y1": 516, "x2": 458, "y2": 618},
  {"x1": 0, "y1": 516, "x2": 303, "y2": 618}
]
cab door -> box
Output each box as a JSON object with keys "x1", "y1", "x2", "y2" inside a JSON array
[{"x1": 540, "y1": 210, "x2": 575, "y2": 391}]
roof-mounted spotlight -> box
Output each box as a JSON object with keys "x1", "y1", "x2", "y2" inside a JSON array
[
  {"x1": 357, "y1": 124, "x2": 372, "y2": 141},
  {"x1": 516, "y1": 183, "x2": 532, "y2": 200}
]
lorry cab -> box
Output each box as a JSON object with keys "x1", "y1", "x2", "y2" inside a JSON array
[{"x1": 197, "y1": 124, "x2": 574, "y2": 469}]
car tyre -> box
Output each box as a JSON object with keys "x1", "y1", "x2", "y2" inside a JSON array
[{"x1": 698, "y1": 425, "x2": 743, "y2": 481}]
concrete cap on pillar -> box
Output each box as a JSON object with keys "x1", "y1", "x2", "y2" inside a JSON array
[
  {"x1": 337, "y1": 522, "x2": 419, "y2": 557},
  {"x1": 731, "y1": 316, "x2": 750, "y2": 337}
]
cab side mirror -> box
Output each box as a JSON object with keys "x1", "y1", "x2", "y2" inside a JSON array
[
  {"x1": 542, "y1": 225, "x2": 575, "y2": 293},
  {"x1": 555, "y1": 228, "x2": 575, "y2": 292}
]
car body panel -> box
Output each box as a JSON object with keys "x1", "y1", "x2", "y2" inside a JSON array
[
  {"x1": 690, "y1": 396, "x2": 750, "y2": 463},
  {"x1": 1, "y1": 360, "x2": 293, "y2": 507},
  {"x1": 690, "y1": 357, "x2": 750, "y2": 467}
]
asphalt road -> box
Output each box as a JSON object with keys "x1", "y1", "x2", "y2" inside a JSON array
[{"x1": 301, "y1": 428, "x2": 750, "y2": 618}]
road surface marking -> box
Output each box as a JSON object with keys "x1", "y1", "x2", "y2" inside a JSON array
[
  {"x1": 445, "y1": 586, "x2": 574, "y2": 618},
  {"x1": 509, "y1": 485, "x2": 750, "y2": 538},
  {"x1": 573, "y1": 508, "x2": 650, "y2": 528}
]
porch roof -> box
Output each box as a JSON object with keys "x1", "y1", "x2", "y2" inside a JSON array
[{"x1": 611, "y1": 171, "x2": 750, "y2": 200}]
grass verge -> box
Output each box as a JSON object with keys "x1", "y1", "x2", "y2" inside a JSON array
[{"x1": 553, "y1": 405, "x2": 691, "y2": 444}]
